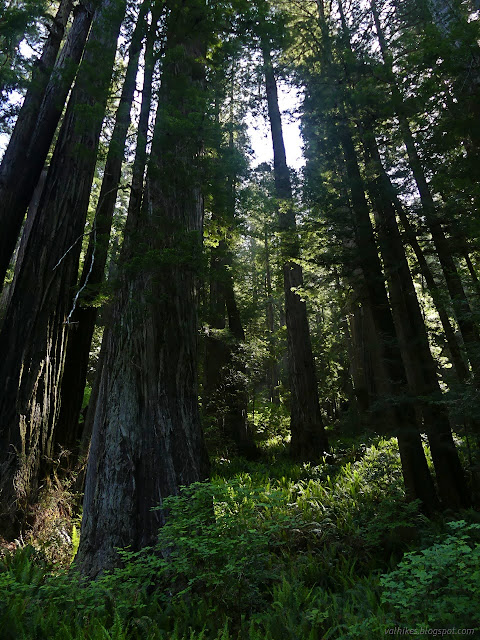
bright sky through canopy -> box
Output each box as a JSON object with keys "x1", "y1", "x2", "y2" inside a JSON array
[{"x1": 247, "y1": 81, "x2": 305, "y2": 170}]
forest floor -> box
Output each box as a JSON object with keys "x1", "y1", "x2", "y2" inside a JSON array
[{"x1": 1, "y1": 418, "x2": 480, "y2": 639}]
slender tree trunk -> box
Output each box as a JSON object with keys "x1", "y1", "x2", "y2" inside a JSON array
[
  {"x1": 223, "y1": 260, "x2": 252, "y2": 454},
  {"x1": 362, "y1": 124, "x2": 469, "y2": 509},
  {"x1": 0, "y1": 0, "x2": 126, "y2": 540},
  {"x1": 0, "y1": 0, "x2": 93, "y2": 290},
  {"x1": 205, "y1": 242, "x2": 230, "y2": 404},
  {"x1": 386, "y1": 174, "x2": 470, "y2": 384},
  {"x1": 339, "y1": 117, "x2": 439, "y2": 513},
  {"x1": 75, "y1": 0, "x2": 211, "y2": 577},
  {"x1": 312, "y1": 0, "x2": 438, "y2": 511},
  {"x1": 426, "y1": 0, "x2": 480, "y2": 155},
  {"x1": 262, "y1": 40, "x2": 329, "y2": 461},
  {"x1": 204, "y1": 66, "x2": 257, "y2": 458},
  {"x1": 372, "y1": 0, "x2": 480, "y2": 385},
  {"x1": 463, "y1": 251, "x2": 480, "y2": 299},
  {"x1": 205, "y1": 238, "x2": 257, "y2": 458},
  {"x1": 55, "y1": 0, "x2": 151, "y2": 455},
  {"x1": 346, "y1": 278, "x2": 394, "y2": 423},
  {"x1": 264, "y1": 230, "x2": 280, "y2": 405}
]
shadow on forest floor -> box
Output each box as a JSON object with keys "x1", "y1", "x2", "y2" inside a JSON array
[{"x1": 1, "y1": 430, "x2": 480, "y2": 639}]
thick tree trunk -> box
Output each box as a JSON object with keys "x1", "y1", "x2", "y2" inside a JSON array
[
  {"x1": 0, "y1": 0, "x2": 73, "y2": 287},
  {"x1": 0, "y1": 0, "x2": 126, "y2": 540},
  {"x1": 262, "y1": 41, "x2": 329, "y2": 461},
  {"x1": 77, "y1": 3, "x2": 160, "y2": 470},
  {"x1": 75, "y1": 0, "x2": 211, "y2": 577},
  {"x1": 55, "y1": 0, "x2": 150, "y2": 455},
  {"x1": 0, "y1": 168, "x2": 48, "y2": 323},
  {"x1": 0, "y1": 0, "x2": 93, "y2": 290},
  {"x1": 362, "y1": 124, "x2": 469, "y2": 509}
]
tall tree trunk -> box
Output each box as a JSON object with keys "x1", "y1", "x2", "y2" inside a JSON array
[
  {"x1": 313, "y1": 0, "x2": 438, "y2": 511},
  {"x1": 0, "y1": 167, "x2": 48, "y2": 323},
  {"x1": 223, "y1": 261, "x2": 253, "y2": 455},
  {"x1": 205, "y1": 238, "x2": 257, "y2": 458},
  {"x1": 339, "y1": 115, "x2": 439, "y2": 513},
  {"x1": 334, "y1": 0, "x2": 467, "y2": 385},
  {"x1": 372, "y1": 0, "x2": 480, "y2": 385},
  {"x1": 78, "y1": 1, "x2": 160, "y2": 467},
  {"x1": 361, "y1": 123, "x2": 469, "y2": 509},
  {"x1": 264, "y1": 230, "x2": 280, "y2": 404},
  {"x1": 463, "y1": 251, "x2": 480, "y2": 300},
  {"x1": 0, "y1": 0, "x2": 93, "y2": 290},
  {"x1": 387, "y1": 176, "x2": 470, "y2": 384},
  {"x1": 75, "y1": 0, "x2": 211, "y2": 578},
  {"x1": 262, "y1": 40, "x2": 329, "y2": 461},
  {"x1": 0, "y1": 0, "x2": 126, "y2": 540},
  {"x1": 55, "y1": 0, "x2": 151, "y2": 456},
  {"x1": 346, "y1": 278, "x2": 394, "y2": 423}
]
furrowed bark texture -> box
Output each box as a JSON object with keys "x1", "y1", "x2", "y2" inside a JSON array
[
  {"x1": 0, "y1": 0, "x2": 93, "y2": 289},
  {"x1": 76, "y1": 0, "x2": 211, "y2": 578},
  {"x1": 262, "y1": 41, "x2": 329, "y2": 462},
  {"x1": 55, "y1": 0, "x2": 150, "y2": 454},
  {"x1": 0, "y1": 0, "x2": 126, "y2": 539},
  {"x1": 75, "y1": 4, "x2": 160, "y2": 481}
]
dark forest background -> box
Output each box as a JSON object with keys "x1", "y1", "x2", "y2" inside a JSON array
[{"x1": 1, "y1": 0, "x2": 480, "y2": 637}]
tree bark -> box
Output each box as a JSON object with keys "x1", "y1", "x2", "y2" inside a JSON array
[
  {"x1": 262, "y1": 40, "x2": 329, "y2": 461},
  {"x1": 311, "y1": 0, "x2": 439, "y2": 511},
  {"x1": 0, "y1": 0, "x2": 126, "y2": 540},
  {"x1": 264, "y1": 230, "x2": 280, "y2": 404},
  {"x1": 55, "y1": 0, "x2": 151, "y2": 456},
  {"x1": 339, "y1": 116, "x2": 439, "y2": 513},
  {"x1": 75, "y1": 0, "x2": 211, "y2": 577},
  {"x1": 392, "y1": 193, "x2": 470, "y2": 384},
  {"x1": 77, "y1": 1, "x2": 160, "y2": 470},
  {"x1": 372, "y1": 0, "x2": 480, "y2": 386},
  {"x1": 0, "y1": 0, "x2": 93, "y2": 290},
  {"x1": 362, "y1": 123, "x2": 469, "y2": 509}
]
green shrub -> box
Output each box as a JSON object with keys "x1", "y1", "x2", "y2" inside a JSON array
[
  {"x1": 1, "y1": 438, "x2": 477, "y2": 640},
  {"x1": 108, "y1": 479, "x2": 301, "y2": 628},
  {"x1": 380, "y1": 520, "x2": 480, "y2": 631}
]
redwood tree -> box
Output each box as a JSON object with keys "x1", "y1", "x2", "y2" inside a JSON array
[
  {"x1": 0, "y1": 0, "x2": 93, "y2": 289},
  {"x1": 55, "y1": 0, "x2": 153, "y2": 455},
  {"x1": 0, "y1": 0, "x2": 127, "y2": 539},
  {"x1": 261, "y1": 33, "x2": 329, "y2": 462},
  {"x1": 75, "y1": 0, "x2": 213, "y2": 577}
]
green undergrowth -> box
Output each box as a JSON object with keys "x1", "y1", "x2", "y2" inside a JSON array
[{"x1": 1, "y1": 437, "x2": 479, "y2": 639}]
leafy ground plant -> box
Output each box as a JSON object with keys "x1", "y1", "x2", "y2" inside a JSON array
[{"x1": 1, "y1": 438, "x2": 479, "y2": 639}]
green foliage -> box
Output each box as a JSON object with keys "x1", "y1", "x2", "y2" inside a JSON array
[
  {"x1": 1, "y1": 438, "x2": 479, "y2": 639},
  {"x1": 380, "y1": 520, "x2": 480, "y2": 630},
  {"x1": 111, "y1": 478, "x2": 301, "y2": 624},
  {"x1": 0, "y1": 0, "x2": 49, "y2": 130}
]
